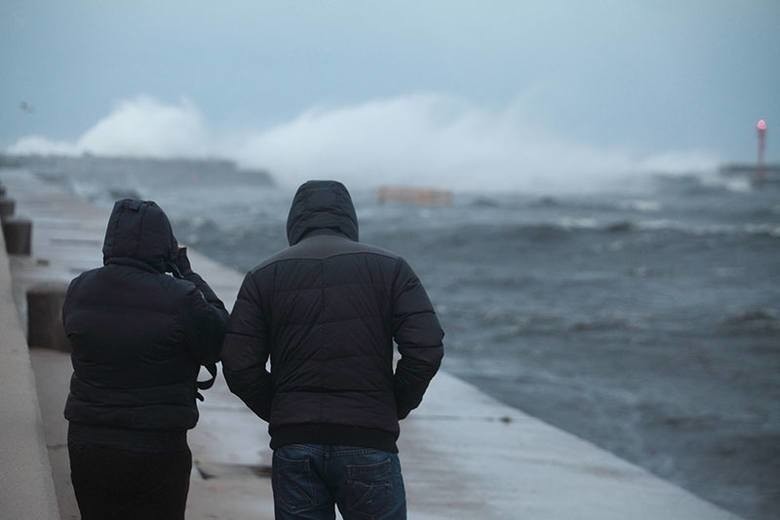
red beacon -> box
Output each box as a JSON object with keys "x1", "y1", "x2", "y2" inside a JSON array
[{"x1": 756, "y1": 119, "x2": 767, "y2": 182}]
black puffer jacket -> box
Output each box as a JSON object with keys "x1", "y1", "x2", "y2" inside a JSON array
[
  {"x1": 222, "y1": 181, "x2": 444, "y2": 453},
  {"x1": 63, "y1": 199, "x2": 228, "y2": 444}
]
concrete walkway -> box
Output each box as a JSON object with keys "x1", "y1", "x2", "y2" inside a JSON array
[{"x1": 1, "y1": 167, "x2": 741, "y2": 519}]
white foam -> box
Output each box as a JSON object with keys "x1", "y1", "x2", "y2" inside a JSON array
[
  {"x1": 7, "y1": 94, "x2": 720, "y2": 193},
  {"x1": 8, "y1": 97, "x2": 212, "y2": 159}
]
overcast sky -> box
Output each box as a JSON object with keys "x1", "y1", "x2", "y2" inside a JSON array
[{"x1": 2, "y1": 0, "x2": 778, "y2": 163}]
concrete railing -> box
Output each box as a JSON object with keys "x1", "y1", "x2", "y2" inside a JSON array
[{"x1": 0, "y1": 212, "x2": 60, "y2": 519}]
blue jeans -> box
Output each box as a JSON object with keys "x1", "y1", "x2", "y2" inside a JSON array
[{"x1": 272, "y1": 444, "x2": 406, "y2": 520}]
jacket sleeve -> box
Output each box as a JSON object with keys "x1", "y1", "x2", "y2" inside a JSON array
[
  {"x1": 392, "y1": 258, "x2": 444, "y2": 419},
  {"x1": 181, "y1": 270, "x2": 229, "y2": 366},
  {"x1": 221, "y1": 272, "x2": 273, "y2": 421},
  {"x1": 61, "y1": 273, "x2": 85, "y2": 335}
]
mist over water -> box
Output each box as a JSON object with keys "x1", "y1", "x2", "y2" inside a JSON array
[{"x1": 8, "y1": 95, "x2": 720, "y2": 193}]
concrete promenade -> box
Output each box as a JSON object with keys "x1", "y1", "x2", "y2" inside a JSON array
[{"x1": 0, "y1": 167, "x2": 742, "y2": 519}]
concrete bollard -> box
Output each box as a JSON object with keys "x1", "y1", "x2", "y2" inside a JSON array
[
  {"x1": 2, "y1": 217, "x2": 32, "y2": 255},
  {"x1": 0, "y1": 196, "x2": 15, "y2": 219},
  {"x1": 27, "y1": 281, "x2": 71, "y2": 352}
]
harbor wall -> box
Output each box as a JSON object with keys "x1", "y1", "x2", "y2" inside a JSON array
[{"x1": 0, "y1": 222, "x2": 60, "y2": 520}]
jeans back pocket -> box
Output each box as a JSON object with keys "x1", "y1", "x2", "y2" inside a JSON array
[
  {"x1": 272, "y1": 451, "x2": 318, "y2": 514},
  {"x1": 345, "y1": 457, "x2": 397, "y2": 519}
]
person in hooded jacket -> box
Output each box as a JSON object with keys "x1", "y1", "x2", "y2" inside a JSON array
[
  {"x1": 62, "y1": 199, "x2": 228, "y2": 520},
  {"x1": 222, "y1": 180, "x2": 444, "y2": 520}
]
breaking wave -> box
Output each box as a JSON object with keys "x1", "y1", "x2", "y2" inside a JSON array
[{"x1": 7, "y1": 94, "x2": 719, "y2": 193}]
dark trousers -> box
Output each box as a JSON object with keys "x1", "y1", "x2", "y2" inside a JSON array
[
  {"x1": 68, "y1": 443, "x2": 192, "y2": 520},
  {"x1": 272, "y1": 444, "x2": 406, "y2": 520}
]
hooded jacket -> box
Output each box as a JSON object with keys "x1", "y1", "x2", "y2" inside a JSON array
[
  {"x1": 63, "y1": 199, "x2": 228, "y2": 449},
  {"x1": 222, "y1": 181, "x2": 444, "y2": 452}
]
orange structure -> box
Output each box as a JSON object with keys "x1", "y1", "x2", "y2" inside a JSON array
[{"x1": 377, "y1": 186, "x2": 453, "y2": 207}]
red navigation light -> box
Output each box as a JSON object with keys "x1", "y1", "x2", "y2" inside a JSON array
[{"x1": 757, "y1": 119, "x2": 767, "y2": 131}]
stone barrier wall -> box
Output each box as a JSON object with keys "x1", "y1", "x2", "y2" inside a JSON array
[{"x1": 0, "y1": 204, "x2": 60, "y2": 519}]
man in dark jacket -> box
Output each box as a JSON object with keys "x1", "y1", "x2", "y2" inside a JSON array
[
  {"x1": 222, "y1": 180, "x2": 444, "y2": 520},
  {"x1": 63, "y1": 199, "x2": 228, "y2": 520}
]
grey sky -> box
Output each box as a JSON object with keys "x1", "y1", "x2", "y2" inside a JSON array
[{"x1": 2, "y1": 0, "x2": 778, "y2": 161}]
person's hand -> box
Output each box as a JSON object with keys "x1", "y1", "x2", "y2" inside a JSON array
[{"x1": 175, "y1": 246, "x2": 193, "y2": 275}]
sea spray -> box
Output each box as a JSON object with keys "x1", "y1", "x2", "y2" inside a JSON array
[{"x1": 8, "y1": 95, "x2": 719, "y2": 194}]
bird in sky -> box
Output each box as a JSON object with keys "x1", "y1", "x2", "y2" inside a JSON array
[{"x1": 19, "y1": 101, "x2": 35, "y2": 114}]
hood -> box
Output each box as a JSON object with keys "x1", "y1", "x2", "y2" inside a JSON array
[
  {"x1": 286, "y1": 181, "x2": 359, "y2": 245},
  {"x1": 102, "y1": 199, "x2": 178, "y2": 272}
]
